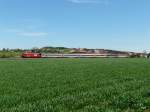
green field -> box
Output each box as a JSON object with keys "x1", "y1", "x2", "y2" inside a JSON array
[{"x1": 0, "y1": 58, "x2": 149, "y2": 112}]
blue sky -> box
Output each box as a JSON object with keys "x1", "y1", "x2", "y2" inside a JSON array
[{"x1": 0, "y1": 0, "x2": 150, "y2": 52}]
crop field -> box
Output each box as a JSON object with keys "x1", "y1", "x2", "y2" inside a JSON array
[{"x1": 0, "y1": 58, "x2": 149, "y2": 112}]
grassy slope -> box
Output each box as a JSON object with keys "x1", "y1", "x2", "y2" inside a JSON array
[{"x1": 0, "y1": 58, "x2": 149, "y2": 112}]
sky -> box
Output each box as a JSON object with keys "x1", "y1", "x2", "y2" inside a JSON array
[{"x1": 0, "y1": 0, "x2": 150, "y2": 52}]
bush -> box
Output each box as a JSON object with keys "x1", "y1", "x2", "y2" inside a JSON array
[
  {"x1": 0, "y1": 52, "x2": 21, "y2": 58},
  {"x1": 129, "y1": 54, "x2": 141, "y2": 58}
]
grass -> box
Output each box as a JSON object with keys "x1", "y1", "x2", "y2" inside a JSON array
[{"x1": 0, "y1": 58, "x2": 149, "y2": 112}]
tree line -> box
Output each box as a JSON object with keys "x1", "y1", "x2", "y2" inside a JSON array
[{"x1": 0, "y1": 47, "x2": 70, "y2": 58}]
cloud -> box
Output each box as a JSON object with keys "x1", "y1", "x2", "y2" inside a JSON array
[
  {"x1": 67, "y1": 0, "x2": 109, "y2": 4},
  {"x1": 18, "y1": 32, "x2": 48, "y2": 37}
]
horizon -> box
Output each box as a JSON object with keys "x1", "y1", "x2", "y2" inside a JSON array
[
  {"x1": 0, "y1": 46, "x2": 143, "y2": 53},
  {"x1": 0, "y1": 0, "x2": 150, "y2": 52}
]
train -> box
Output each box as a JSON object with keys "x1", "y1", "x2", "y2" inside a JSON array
[
  {"x1": 21, "y1": 51, "x2": 129, "y2": 58},
  {"x1": 21, "y1": 51, "x2": 42, "y2": 58}
]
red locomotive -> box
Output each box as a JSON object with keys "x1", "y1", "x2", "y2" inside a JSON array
[{"x1": 21, "y1": 51, "x2": 42, "y2": 58}]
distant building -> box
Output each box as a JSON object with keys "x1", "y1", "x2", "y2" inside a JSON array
[
  {"x1": 70, "y1": 48, "x2": 88, "y2": 54},
  {"x1": 94, "y1": 49, "x2": 106, "y2": 54}
]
